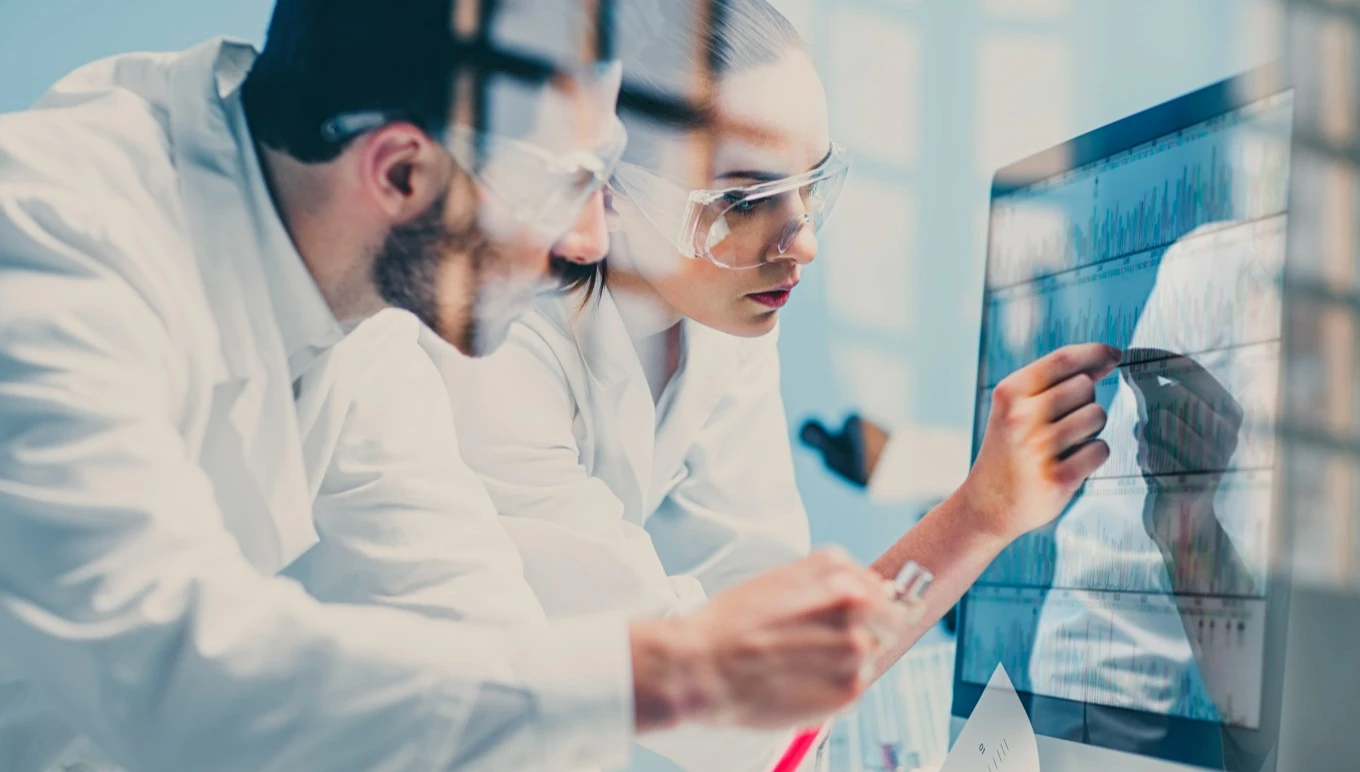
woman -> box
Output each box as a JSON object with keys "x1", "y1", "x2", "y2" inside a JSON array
[
  {"x1": 440, "y1": 5, "x2": 842, "y2": 767},
  {"x1": 436, "y1": 4, "x2": 1118, "y2": 770},
  {"x1": 446, "y1": 0, "x2": 836, "y2": 624}
]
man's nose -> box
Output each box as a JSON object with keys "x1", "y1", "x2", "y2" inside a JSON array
[{"x1": 551, "y1": 190, "x2": 610, "y2": 265}]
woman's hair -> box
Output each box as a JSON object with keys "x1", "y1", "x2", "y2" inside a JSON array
[{"x1": 555, "y1": 0, "x2": 808, "y2": 300}]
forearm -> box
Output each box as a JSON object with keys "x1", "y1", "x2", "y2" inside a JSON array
[{"x1": 868, "y1": 487, "x2": 1011, "y2": 668}]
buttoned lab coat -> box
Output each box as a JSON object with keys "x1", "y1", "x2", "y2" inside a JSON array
[
  {"x1": 436, "y1": 287, "x2": 812, "y2": 771},
  {"x1": 0, "y1": 39, "x2": 632, "y2": 772}
]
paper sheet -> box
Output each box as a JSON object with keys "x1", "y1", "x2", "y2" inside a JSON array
[{"x1": 940, "y1": 664, "x2": 1040, "y2": 772}]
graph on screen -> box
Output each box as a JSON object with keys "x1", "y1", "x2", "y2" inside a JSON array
[
  {"x1": 962, "y1": 87, "x2": 1293, "y2": 734},
  {"x1": 961, "y1": 586, "x2": 1266, "y2": 729},
  {"x1": 981, "y1": 215, "x2": 1285, "y2": 387},
  {"x1": 978, "y1": 470, "x2": 1273, "y2": 596},
  {"x1": 986, "y1": 91, "x2": 1291, "y2": 289}
]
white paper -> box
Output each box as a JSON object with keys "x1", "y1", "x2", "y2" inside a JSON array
[{"x1": 940, "y1": 664, "x2": 1040, "y2": 772}]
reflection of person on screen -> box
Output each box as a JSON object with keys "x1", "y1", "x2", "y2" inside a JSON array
[{"x1": 1027, "y1": 219, "x2": 1280, "y2": 768}]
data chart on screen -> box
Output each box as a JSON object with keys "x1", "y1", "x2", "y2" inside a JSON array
[{"x1": 962, "y1": 87, "x2": 1292, "y2": 732}]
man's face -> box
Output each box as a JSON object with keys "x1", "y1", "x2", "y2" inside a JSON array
[{"x1": 374, "y1": 65, "x2": 619, "y2": 357}]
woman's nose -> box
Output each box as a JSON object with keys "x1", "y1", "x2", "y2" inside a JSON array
[
  {"x1": 552, "y1": 190, "x2": 610, "y2": 265},
  {"x1": 770, "y1": 213, "x2": 819, "y2": 265}
]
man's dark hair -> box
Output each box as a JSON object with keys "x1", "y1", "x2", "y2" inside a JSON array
[{"x1": 242, "y1": 0, "x2": 462, "y2": 164}]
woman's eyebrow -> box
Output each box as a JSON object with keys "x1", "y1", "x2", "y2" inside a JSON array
[{"x1": 713, "y1": 146, "x2": 834, "y2": 183}]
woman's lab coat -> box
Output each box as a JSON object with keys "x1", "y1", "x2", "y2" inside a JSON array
[
  {"x1": 0, "y1": 38, "x2": 631, "y2": 772},
  {"x1": 443, "y1": 286, "x2": 812, "y2": 617},
  {"x1": 437, "y1": 286, "x2": 812, "y2": 771}
]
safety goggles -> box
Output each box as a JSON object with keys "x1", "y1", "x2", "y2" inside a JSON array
[
  {"x1": 321, "y1": 111, "x2": 628, "y2": 241},
  {"x1": 607, "y1": 143, "x2": 849, "y2": 269}
]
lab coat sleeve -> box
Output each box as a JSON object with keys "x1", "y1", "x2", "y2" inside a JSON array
[
  {"x1": 0, "y1": 198, "x2": 632, "y2": 772},
  {"x1": 646, "y1": 327, "x2": 812, "y2": 595},
  {"x1": 446, "y1": 323, "x2": 698, "y2": 619},
  {"x1": 288, "y1": 311, "x2": 549, "y2": 627}
]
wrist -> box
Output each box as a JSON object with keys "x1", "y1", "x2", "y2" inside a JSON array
[
  {"x1": 628, "y1": 617, "x2": 720, "y2": 732},
  {"x1": 951, "y1": 474, "x2": 1020, "y2": 544}
]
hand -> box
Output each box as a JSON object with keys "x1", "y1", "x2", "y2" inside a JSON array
[
  {"x1": 1125, "y1": 349, "x2": 1250, "y2": 593},
  {"x1": 959, "y1": 343, "x2": 1122, "y2": 541},
  {"x1": 1126, "y1": 348, "x2": 1243, "y2": 483},
  {"x1": 799, "y1": 414, "x2": 890, "y2": 487},
  {"x1": 630, "y1": 549, "x2": 911, "y2": 731}
]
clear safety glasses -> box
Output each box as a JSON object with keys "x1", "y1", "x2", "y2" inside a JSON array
[
  {"x1": 321, "y1": 111, "x2": 628, "y2": 241},
  {"x1": 607, "y1": 143, "x2": 849, "y2": 269}
]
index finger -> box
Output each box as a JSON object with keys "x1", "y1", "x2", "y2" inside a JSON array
[{"x1": 1009, "y1": 343, "x2": 1122, "y2": 396}]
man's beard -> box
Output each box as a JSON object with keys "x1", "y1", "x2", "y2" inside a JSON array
[
  {"x1": 372, "y1": 192, "x2": 540, "y2": 357},
  {"x1": 373, "y1": 192, "x2": 489, "y2": 355}
]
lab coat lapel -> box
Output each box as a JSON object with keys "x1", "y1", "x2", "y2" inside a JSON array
[
  {"x1": 649, "y1": 320, "x2": 740, "y2": 511},
  {"x1": 169, "y1": 39, "x2": 318, "y2": 572},
  {"x1": 569, "y1": 291, "x2": 655, "y2": 522}
]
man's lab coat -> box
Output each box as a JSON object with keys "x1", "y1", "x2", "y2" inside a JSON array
[
  {"x1": 437, "y1": 287, "x2": 811, "y2": 771},
  {"x1": 0, "y1": 38, "x2": 631, "y2": 772},
  {"x1": 287, "y1": 308, "x2": 549, "y2": 627}
]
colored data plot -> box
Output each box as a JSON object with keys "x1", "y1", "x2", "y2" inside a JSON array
[
  {"x1": 987, "y1": 92, "x2": 1292, "y2": 289},
  {"x1": 978, "y1": 469, "x2": 1273, "y2": 597},
  {"x1": 960, "y1": 587, "x2": 1266, "y2": 728},
  {"x1": 981, "y1": 215, "x2": 1285, "y2": 387}
]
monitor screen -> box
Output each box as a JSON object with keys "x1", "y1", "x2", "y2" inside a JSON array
[{"x1": 956, "y1": 68, "x2": 1292, "y2": 770}]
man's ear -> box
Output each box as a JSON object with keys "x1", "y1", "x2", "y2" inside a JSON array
[{"x1": 361, "y1": 123, "x2": 450, "y2": 224}]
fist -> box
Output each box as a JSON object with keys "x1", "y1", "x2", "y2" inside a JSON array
[
  {"x1": 679, "y1": 549, "x2": 910, "y2": 728},
  {"x1": 964, "y1": 343, "x2": 1122, "y2": 540},
  {"x1": 1126, "y1": 348, "x2": 1243, "y2": 481}
]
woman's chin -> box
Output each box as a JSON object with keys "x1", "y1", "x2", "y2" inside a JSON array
[{"x1": 718, "y1": 308, "x2": 781, "y2": 338}]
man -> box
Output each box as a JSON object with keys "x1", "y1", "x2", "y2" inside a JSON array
[{"x1": 0, "y1": 2, "x2": 914, "y2": 770}]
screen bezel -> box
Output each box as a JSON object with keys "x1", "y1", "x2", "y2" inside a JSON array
[{"x1": 953, "y1": 62, "x2": 1292, "y2": 771}]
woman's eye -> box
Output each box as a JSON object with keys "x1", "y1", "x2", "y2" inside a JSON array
[{"x1": 723, "y1": 193, "x2": 764, "y2": 214}]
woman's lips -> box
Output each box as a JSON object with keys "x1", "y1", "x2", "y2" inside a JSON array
[{"x1": 747, "y1": 288, "x2": 794, "y2": 309}]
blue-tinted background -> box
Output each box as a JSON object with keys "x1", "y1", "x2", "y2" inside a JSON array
[{"x1": 0, "y1": 2, "x2": 1282, "y2": 769}]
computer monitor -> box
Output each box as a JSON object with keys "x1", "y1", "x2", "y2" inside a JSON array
[{"x1": 954, "y1": 65, "x2": 1293, "y2": 772}]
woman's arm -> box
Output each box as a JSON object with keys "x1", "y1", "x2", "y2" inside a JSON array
[{"x1": 869, "y1": 344, "x2": 1122, "y2": 668}]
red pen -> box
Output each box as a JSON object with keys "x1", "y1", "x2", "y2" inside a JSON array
[
  {"x1": 765, "y1": 562, "x2": 934, "y2": 772},
  {"x1": 769, "y1": 724, "x2": 830, "y2": 772}
]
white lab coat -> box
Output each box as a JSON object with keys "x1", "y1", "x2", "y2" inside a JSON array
[
  {"x1": 435, "y1": 286, "x2": 811, "y2": 770},
  {"x1": 286, "y1": 308, "x2": 549, "y2": 627},
  {"x1": 0, "y1": 39, "x2": 631, "y2": 772}
]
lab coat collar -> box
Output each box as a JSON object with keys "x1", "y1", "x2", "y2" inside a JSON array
[
  {"x1": 554, "y1": 288, "x2": 656, "y2": 515},
  {"x1": 647, "y1": 318, "x2": 740, "y2": 509},
  {"x1": 240, "y1": 130, "x2": 345, "y2": 383},
  {"x1": 168, "y1": 37, "x2": 320, "y2": 570},
  {"x1": 542, "y1": 287, "x2": 741, "y2": 516},
  {"x1": 550, "y1": 287, "x2": 648, "y2": 392}
]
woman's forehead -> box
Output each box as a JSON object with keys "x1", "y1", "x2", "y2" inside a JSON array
[{"x1": 712, "y1": 54, "x2": 830, "y2": 176}]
